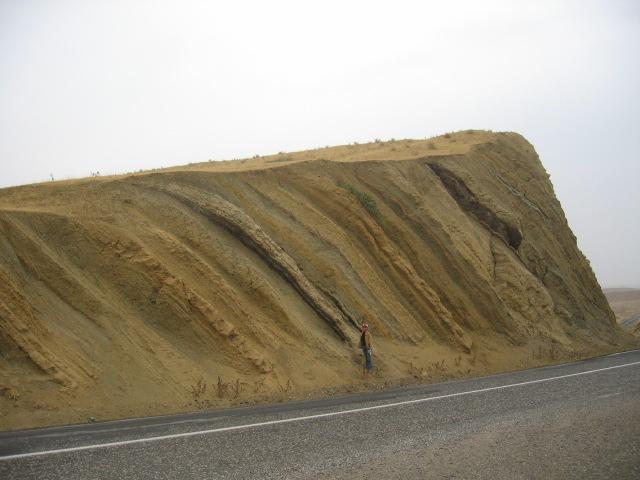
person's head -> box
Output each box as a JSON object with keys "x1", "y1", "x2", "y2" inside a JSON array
[{"x1": 361, "y1": 322, "x2": 369, "y2": 332}]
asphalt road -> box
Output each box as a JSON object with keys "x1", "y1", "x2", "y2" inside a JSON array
[{"x1": 1, "y1": 349, "x2": 639, "y2": 479}]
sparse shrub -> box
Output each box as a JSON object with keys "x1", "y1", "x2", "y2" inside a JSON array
[
  {"x1": 337, "y1": 182, "x2": 380, "y2": 217},
  {"x1": 427, "y1": 142, "x2": 437, "y2": 150},
  {"x1": 1, "y1": 386, "x2": 19, "y2": 402},
  {"x1": 432, "y1": 359, "x2": 446, "y2": 371},
  {"x1": 444, "y1": 133, "x2": 452, "y2": 139},
  {"x1": 215, "y1": 376, "x2": 247, "y2": 399},
  {"x1": 191, "y1": 377, "x2": 207, "y2": 400},
  {"x1": 233, "y1": 378, "x2": 242, "y2": 398},
  {"x1": 409, "y1": 362, "x2": 426, "y2": 379},
  {"x1": 216, "y1": 376, "x2": 229, "y2": 398},
  {"x1": 374, "y1": 138, "x2": 382, "y2": 143},
  {"x1": 278, "y1": 379, "x2": 292, "y2": 393},
  {"x1": 253, "y1": 379, "x2": 266, "y2": 393}
]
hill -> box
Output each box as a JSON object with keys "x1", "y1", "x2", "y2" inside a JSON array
[
  {"x1": 1, "y1": 131, "x2": 636, "y2": 430},
  {"x1": 604, "y1": 288, "x2": 640, "y2": 334}
]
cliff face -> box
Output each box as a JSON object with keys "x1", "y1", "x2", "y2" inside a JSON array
[{"x1": 0, "y1": 131, "x2": 634, "y2": 429}]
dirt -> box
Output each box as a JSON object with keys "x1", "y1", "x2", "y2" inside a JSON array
[
  {"x1": 604, "y1": 288, "x2": 640, "y2": 334},
  {"x1": 1, "y1": 130, "x2": 637, "y2": 430}
]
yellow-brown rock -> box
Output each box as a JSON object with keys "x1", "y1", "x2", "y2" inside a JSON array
[{"x1": 0, "y1": 131, "x2": 635, "y2": 429}]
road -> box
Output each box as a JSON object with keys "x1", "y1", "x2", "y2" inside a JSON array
[{"x1": 1, "y1": 349, "x2": 639, "y2": 479}]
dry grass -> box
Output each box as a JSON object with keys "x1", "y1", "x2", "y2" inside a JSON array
[
  {"x1": 1, "y1": 386, "x2": 19, "y2": 402},
  {"x1": 0, "y1": 131, "x2": 497, "y2": 192},
  {"x1": 191, "y1": 377, "x2": 207, "y2": 400},
  {"x1": 408, "y1": 362, "x2": 425, "y2": 378},
  {"x1": 432, "y1": 359, "x2": 446, "y2": 371},
  {"x1": 253, "y1": 379, "x2": 266, "y2": 393},
  {"x1": 213, "y1": 376, "x2": 250, "y2": 399},
  {"x1": 277, "y1": 378, "x2": 293, "y2": 394}
]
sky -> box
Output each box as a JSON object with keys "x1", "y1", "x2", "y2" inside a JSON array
[{"x1": 0, "y1": 0, "x2": 638, "y2": 287}]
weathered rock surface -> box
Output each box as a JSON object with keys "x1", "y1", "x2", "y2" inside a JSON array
[{"x1": 0, "y1": 131, "x2": 635, "y2": 429}]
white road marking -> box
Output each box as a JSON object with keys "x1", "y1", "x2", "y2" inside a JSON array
[
  {"x1": 2, "y1": 359, "x2": 639, "y2": 461},
  {"x1": 597, "y1": 392, "x2": 621, "y2": 399},
  {"x1": 603, "y1": 350, "x2": 635, "y2": 358}
]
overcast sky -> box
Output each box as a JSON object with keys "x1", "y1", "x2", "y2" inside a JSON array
[{"x1": 1, "y1": 0, "x2": 638, "y2": 287}]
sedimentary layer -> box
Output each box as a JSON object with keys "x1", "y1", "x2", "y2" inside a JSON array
[{"x1": 0, "y1": 131, "x2": 635, "y2": 429}]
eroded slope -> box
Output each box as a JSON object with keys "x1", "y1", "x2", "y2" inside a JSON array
[{"x1": 0, "y1": 131, "x2": 635, "y2": 429}]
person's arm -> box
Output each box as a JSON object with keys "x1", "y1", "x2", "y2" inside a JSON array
[{"x1": 366, "y1": 331, "x2": 372, "y2": 349}]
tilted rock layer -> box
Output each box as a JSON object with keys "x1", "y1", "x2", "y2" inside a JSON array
[{"x1": 0, "y1": 131, "x2": 636, "y2": 429}]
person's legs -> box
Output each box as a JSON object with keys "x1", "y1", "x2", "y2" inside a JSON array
[
  {"x1": 362, "y1": 348, "x2": 369, "y2": 372},
  {"x1": 364, "y1": 348, "x2": 373, "y2": 372}
]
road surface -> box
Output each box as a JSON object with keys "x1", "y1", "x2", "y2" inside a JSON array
[{"x1": 1, "y1": 349, "x2": 639, "y2": 479}]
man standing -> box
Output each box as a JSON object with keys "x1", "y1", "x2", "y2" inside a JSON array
[{"x1": 360, "y1": 323, "x2": 373, "y2": 373}]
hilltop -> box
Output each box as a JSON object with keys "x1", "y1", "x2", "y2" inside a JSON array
[{"x1": 1, "y1": 130, "x2": 636, "y2": 430}]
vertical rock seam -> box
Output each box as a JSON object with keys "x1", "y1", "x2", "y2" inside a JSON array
[{"x1": 428, "y1": 163, "x2": 523, "y2": 250}]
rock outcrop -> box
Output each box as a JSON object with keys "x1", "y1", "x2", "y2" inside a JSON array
[{"x1": 0, "y1": 131, "x2": 635, "y2": 429}]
